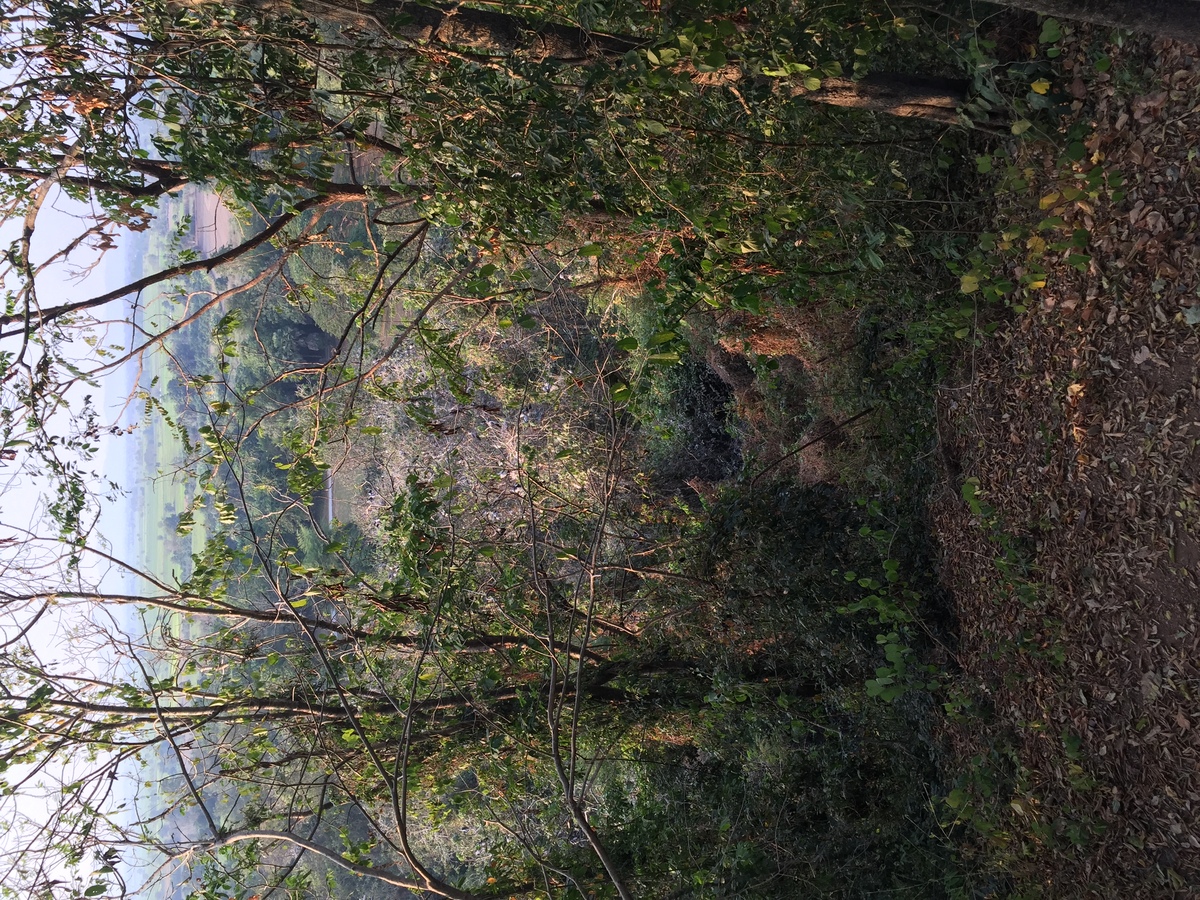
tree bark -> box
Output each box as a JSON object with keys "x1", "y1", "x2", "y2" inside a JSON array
[
  {"x1": 263, "y1": 0, "x2": 642, "y2": 61},
  {"x1": 993, "y1": 0, "x2": 1200, "y2": 44},
  {"x1": 786, "y1": 72, "x2": 965, "y2": 124}
]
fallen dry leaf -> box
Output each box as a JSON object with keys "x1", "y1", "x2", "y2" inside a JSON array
[{"x1": 934, "y1": 25, "x2": 1200, "y2": 895}]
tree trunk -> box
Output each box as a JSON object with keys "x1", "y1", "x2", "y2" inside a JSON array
[
  {"x1": 265, "y1": 0, "x2": 642, "y2": 60},
  {"x1": 787, "y1": 72, "x2": 965, "y2": 124},
  {"x1": 268, "y1": 0, "x2": 967, "y2": 121},
  {"x1": 994, "y1": 0, "x2": 1200, "y2": 44}
]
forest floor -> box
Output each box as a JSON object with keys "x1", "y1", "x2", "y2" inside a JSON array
[{"x1": 931, "y1": 31, "x2": 1200, "y2": 897}]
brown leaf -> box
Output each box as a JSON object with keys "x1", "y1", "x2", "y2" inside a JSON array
[
  {"x1": 1145, "y1": 211, "x2": 1167, "y2": 234},
  {"x1": 1132, "y1": 91, "x2": 1169, "y2": 123}
]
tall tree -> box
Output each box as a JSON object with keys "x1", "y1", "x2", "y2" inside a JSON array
[{"x1": 1, "y1": 0, "x2": 963, "y2": 535}]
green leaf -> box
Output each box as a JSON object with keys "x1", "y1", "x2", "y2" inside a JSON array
[
  {"x1": 1011, "y1": 119, "x2": 1033, "y2": 136},
  {"x1": 84, "y1": 885, "x2": 107, "y2": 897},
  {"x1": 579, "y1": 243, "x2": 604, "y2": 257},
  {"x1": 1039, "y1": 18, "x2": 1062, "y2": 44},
  {"x1": 649, "y1": 330, "x2": 677, "y2": 346},
  {"x1": 646, "y1": 352, "x2": 680, "y2": 365},
  {"x1": 213, "y1": 312, "x2": 239, "y2": 337},
  {"x1": 615, "y1": 337, "x2": 638, "y2": 351},
  {"x1": 1184, "y1": 305, "x2": 1200, "y2": 326},
  {"x1": 960, "y1": 274, "x2": 980, "y2": 294},
  {"x1": 976, "y1": 155, "x2": 992, "y2": 174},
  {"x1": 802, "y1": 76, "x2": 822, "y2": 91},
  {"x1": 733, "y1": 293, "x2": 761, "y2": 313}
]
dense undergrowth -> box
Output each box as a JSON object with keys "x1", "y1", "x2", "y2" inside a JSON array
[{"x1": 588, "y1": 7, "x2": 1139, "y2": 898}]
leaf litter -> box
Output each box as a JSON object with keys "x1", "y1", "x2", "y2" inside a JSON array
[{"x1": 934, "y1": 29, "x2": 1200, "y2": 897}]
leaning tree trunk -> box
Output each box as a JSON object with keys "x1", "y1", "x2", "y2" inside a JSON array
[
  {"x1": 268, "y1": 0, "x2": 967, "y2": 121},
  {"x1": 787, "y1": 72, "x2": 965, "y2": 123},
  {"x1": 263, "y1": 0, "x2": 645, "y2": 60},
  {"x1": 994, "y1": 0, "x2": 1200, "y2": 44}
]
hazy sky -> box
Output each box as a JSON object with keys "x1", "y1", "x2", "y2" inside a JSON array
[
  {"x1": 0, "y1": 174, "x2": 153, "y2": 892},
  {"x1": 0, "y1": 182, "x2": 144, "y2": 579}
]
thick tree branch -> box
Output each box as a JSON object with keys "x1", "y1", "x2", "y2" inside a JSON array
[
  {"x1": 994, "y1": 0, "x2": 1200, "y2": 43},
  {"x1": 0, "y1": 192, "x2": 341, "y2": 333}
]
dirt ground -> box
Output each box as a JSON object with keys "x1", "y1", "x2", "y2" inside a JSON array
[{"x1": 932, "y1": 34, "x2": 1200, "y2": 897}]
